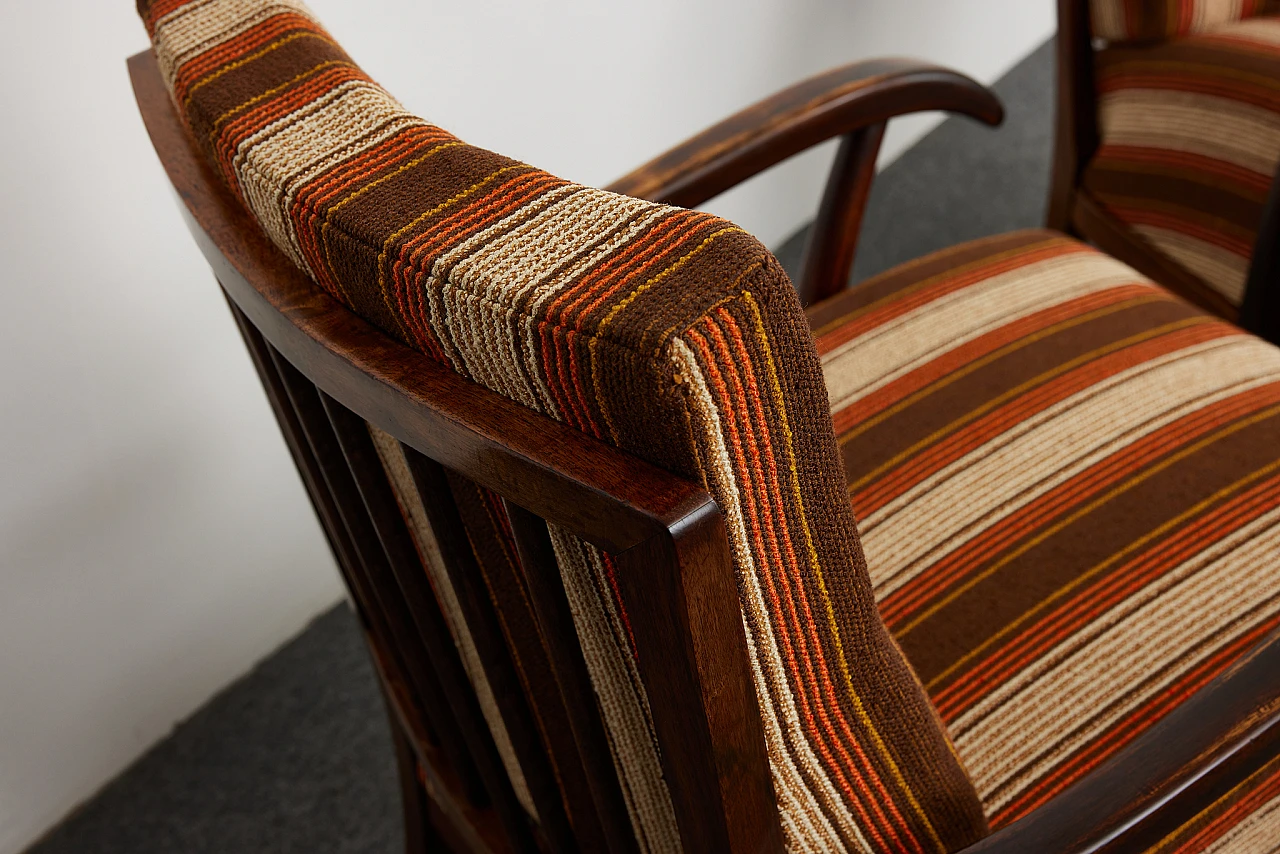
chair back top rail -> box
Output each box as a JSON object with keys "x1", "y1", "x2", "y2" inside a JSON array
[{"x1": 127, "y1": 49, "x2": 715, "y2": 556}]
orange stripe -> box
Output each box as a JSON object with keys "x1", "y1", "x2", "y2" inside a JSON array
[
  {"x1": 852, "y1": 322, "x2": 1233, "y2": 520},
  {"x1": 934, "y1": 471, "x2": 1280, "y2": 719},
  {"x1": 992, "y1": 616, "x2": 1280, "y2": 827},
  {"x1": 1092, "y1": 144, "x2": 1273, "y2": 195},
  {"x1": 879, "y1": 382, "x2": 1280, "y2": 628},
  {"x1": 831, "y1": 285, "x2": 1156, "y2": 436},
  {"x1": 688, "y1": 323, "x2": 912, "y2": 852},
  {"x1": 703, "y1": 310, "x2": 929, "y2": 851},
  {"x1": 1106, "y1": 204, "x2": 1255, "y2": 256},
  {"x1": 814, "y1": 241, "x2": 1088, "y2": 356}
]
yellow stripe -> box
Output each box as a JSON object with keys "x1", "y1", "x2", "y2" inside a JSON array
[
  {"x1": 1149, "y1": 751, "x2": 1280, "y2": 853},
  {"x1": 900, "y1": 402, "x2": 1280, "y2": 640},
  {"x1": 742, "y1": 293, "x2": 948, "y2": 854},
  {"x1": 927, "y1": 448, "x2": 1280, "y2": 691},
  {"x1": 208, "y1": 58, "x2": 356, "y2": 138},
  {"x1": 595, "y1": 226, "x2": 742, "y2": 336},
  {"x1": 351, "y1": 161, "x2": 519, "y2": 329},
  {"x1": 182, "y1": 30, "x2": 332, "y2": 107},
  {"x1": 846, "y1": 316, "x2": 1212, "y2": 495},
  {"x1": 834, "y1": 293, "x2": 1166, "y2": 447},
  {"x1": 809, "y1": 236, "x2": 1079, "y2": 339}
]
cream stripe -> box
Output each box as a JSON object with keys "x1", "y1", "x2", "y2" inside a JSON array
[
  {"x1": 1202, "y1": 791, "x2": 1280, "y2": 853},
  {"x1": 154, "y1": 0, "x2": 320, "y2": 88},
  {"x1": 672, "y1": 339, "x2": 859, "y2": 853},
  {"x1": 1206, "y1": 15, "x2": 1280, "y2": 47},
  {"x1": 547, "y1": 530, "x2": 682, "y2": 854},
  {"x1": 863, "y1": 337, "x2": 1280, "y2": 594},
  {"x1": 365, "y1": 426, "x2": 538, "y2": 819},
  {"x1": 232, "y1": 80, "x2": 417, "y2": 269},
  {"x1": 1099, "y1": 90, "x2": 1280, "y2": 178},
  {"x1": 1131, "y1": 224, "x2": 1250, "y2": 305},
  {"x1": 957, "y1": 517, "x2": 1280, "y2": 808},
  {"x1": 821, "y1": 254, "x2": 1140, "y2": 412},
  {"x1": 432, "y1": 193, "x2": 668, "y2": 417}
]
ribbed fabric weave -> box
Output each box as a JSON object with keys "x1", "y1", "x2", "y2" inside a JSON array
[{"x1": 810, "y1": 230, "x2": 1280, "y2": 831}]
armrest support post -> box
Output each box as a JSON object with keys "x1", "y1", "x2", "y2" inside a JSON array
[{"x1": 797, "y1": 122, "x2": 885, "y2": 306}]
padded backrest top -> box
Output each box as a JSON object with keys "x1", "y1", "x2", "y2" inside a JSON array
[
  {"x1": 1090, "y1": 0, "x2": 1280, "y2": 42},
  {"x1": 137, "y1": 1, "x2": 988, "y2": 850}
]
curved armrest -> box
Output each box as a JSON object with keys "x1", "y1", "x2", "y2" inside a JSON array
[{"x1": 606, "y1": 57, "x2": 1003, "y2": 208}]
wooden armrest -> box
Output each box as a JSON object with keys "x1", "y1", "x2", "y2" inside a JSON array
[
  {"x1": 606, "y1": 57, "x2": 1003, "y2": 208},
  {"x1": 958, "y1": 630, "x2": 1280, "y2": 853}
]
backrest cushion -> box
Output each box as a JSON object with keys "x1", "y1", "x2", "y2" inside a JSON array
[
  {"x1": 138, "y1": 1, "x2": 988, "y2": 850},
  {"x1": 1090, "y1": 0, "x2": 1280, "y2": 43}
]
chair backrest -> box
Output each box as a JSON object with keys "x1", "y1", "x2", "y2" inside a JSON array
[
  {"x1": 132, "y1": 1, "x2": 988, "y2": 851},
  {"x1": 1088, "y1": 0, "x2": 1280, "y2": 43}
]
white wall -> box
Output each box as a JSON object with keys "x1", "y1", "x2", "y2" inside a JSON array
[{"x1": 0, "y1": 2, "x2": 1052, "y2": 852}]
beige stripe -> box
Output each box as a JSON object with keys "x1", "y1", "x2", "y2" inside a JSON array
[
  {"x1": 1206, "y1": 15, "x2": 1280, "y2": 47},
  {"x1": 863, "y1": 337, "x2": 1280, "y2": 595},
  {"x1": 1099, "y1": 90, "x2": 1280, "y2": 178},
  {"x1": 1131, "y1": 224, "x2": 1250, "y2": 305},
  {"x1": 365, "y1": 426, "x2": 539, "y2": 819},
  {"x1": 956, "y1": 514, "x2": 1280, "y2": 809},
  {"x1": 1193, "y1": 0, "x2": 1245, "y2": 31},
  {"x1": 1202, "y1": 791, "x2": 1280, "y2": 853},
  {"x1": 547, "y1": 530, "x2": 683, "y2": 854},
  {"x1": 821, "y1": 253, "x2": 1140, "y2": 413},
  {"x1": 154, "y1": 0, "x2": 321, "y2": 89},
  {"x1": 671, "y1": 338, "x2": 859, "y2": 853},
  {"x1": 431, "y1": 190, "x2": 667, "y2": 418},
  {"x1": 232, "y1": 80, "x2": 418, "y2": 270}
]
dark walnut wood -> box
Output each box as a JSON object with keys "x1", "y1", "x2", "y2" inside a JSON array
[
  {"x1": 797, "y1": 122, "x2": 886, "y2": 306},
  {"x1": 132, "y1": 32, "x2": 1280, "y2": 854},
  {"x1": 607, "y1": 58, "x2": 1003, "y2": 209}
]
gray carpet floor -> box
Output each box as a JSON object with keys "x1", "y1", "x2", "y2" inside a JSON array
[{"x1": 28, "y1": 39, "x2": 1053, "y2": 854}]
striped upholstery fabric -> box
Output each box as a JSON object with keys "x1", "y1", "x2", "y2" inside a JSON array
[
  {"x1": 136, "y1": 0, "x2": 991, "y2": 851},
  {"x1": 1146, "y1": 754, "x2": 1280, "y2": 851},
  {"x1": 1082, "y1": 13, "x2": 1280, "y2": 307},
  {"x1": 808, "y1": 230, "x2": 1280, "y2": 831},
  {"x1": 1090, "y1": 0, "x2": 1280, "y2": 43}
]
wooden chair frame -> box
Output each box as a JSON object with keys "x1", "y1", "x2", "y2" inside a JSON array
[
  {"x1": 132, "y1": 43, "x2": 1280, "y2": 853},
  {"x1": 1048, "y1": 0, "x2": 1280, "y2": 338}
]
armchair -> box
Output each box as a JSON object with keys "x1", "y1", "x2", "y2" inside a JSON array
[
  {"x1": 1050, "y1": 0, "x2": 1280, "y2": 341},
  {"x1": 132, "y1": 1, "x2": 1280, "y2": 852}
]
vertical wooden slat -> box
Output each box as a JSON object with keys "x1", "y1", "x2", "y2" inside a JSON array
[
  {"x1": 400, "y1": 450, "x2": 581, "y2": 853},
  {"x1": 263, "y1": 345, "x2": 490, "y2": 808},
  {"x1": 501, "y1": 499, "x2": 640, "y2": 854},
  {"x1": 440, "y1": 471, "x2": 614, "y2": 854},
  {"x1": 797, "y1": 122, "x2": 886, "y2": 306},
  {"x1": 320, "y1": 396, "x2": 538, "y2": 854}
]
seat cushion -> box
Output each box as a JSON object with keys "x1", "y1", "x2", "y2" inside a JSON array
[
  {"x1": 808, "y1": 230, "x2": 1280, "y2": 830},
  {"x1": 1082, "y1": 15, "x2": 1280, "y2": 306}
]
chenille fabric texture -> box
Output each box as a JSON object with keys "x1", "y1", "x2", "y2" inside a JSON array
[
  {"x1": 136, "y1": 0, "x2": 990, "y2": 852},
  {"x1": 808, "y1": 230, "x2": 1280, "y2": 831},
  {"x1": 1089, "y1": 0, "x2": 1280, "y2": 42},
  {"x1": 1082, "y1": 12, "x2": 1280, "y2": 307}
]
